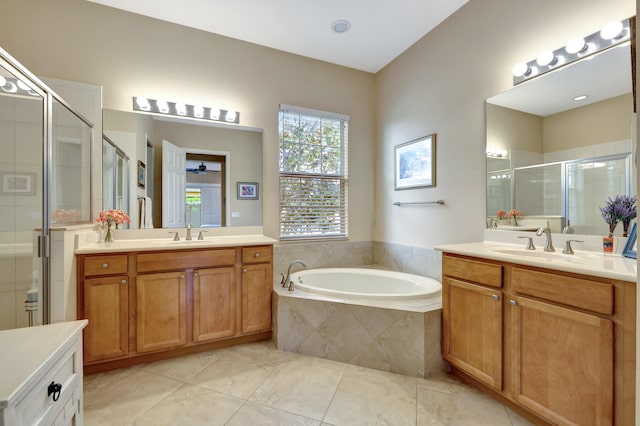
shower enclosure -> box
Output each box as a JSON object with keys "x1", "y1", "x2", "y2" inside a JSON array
[{"x1": 0, "y1": 48, "x2": 92, "y2": 330}]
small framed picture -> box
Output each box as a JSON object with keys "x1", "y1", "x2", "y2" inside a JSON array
[
  {"x1": 138, "y1": 161, "x2": 146, "y2": 188},
  {"x1": 1, "y1": 172, "x2": 36, "y2": 195},
  {"x1": 394, "y1": 134, "x2": 436, "y2": 190},
  {"x1": 237, "y1": 182, "x2": 258, "y2": 200}
]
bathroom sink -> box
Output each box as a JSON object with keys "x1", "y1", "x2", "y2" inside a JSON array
[
  {"x1": 487, "y1": 247, "x2": 603, "y2": 264},
  {"x1": 151, "y1": 239, "x2": 216, "y2": 245}
]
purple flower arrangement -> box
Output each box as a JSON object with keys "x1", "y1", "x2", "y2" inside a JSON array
[{"x1": 599, "y1": 195, "x2": 637, "y2": 237}]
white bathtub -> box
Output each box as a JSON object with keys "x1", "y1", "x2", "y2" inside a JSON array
[{"x1": 289, "y1": 267, "x2": 441, "y2": 300}]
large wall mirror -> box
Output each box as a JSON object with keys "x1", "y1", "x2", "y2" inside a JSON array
[
  {"x1": 103, "y1": 109, "x2": 263, "y2": 229},
  {"x1": 486, "y1": 38, "x2": 635, "y2": 236}
]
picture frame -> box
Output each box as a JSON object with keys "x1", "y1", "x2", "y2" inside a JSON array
[
  {"x1": 1, "y1": 172, "x2": 36, "y2": 195},
  {"x1": 138, "y1": 161, "x2": 146, "y2": 188},
  {"x1": 394, "y1": 134, "x2": 436, "y2": 190},
  {"x1": 622, "y1": 222, "x2": 637, "y2": 259},
  {"x1": 237, "y1": 182, "x2": 259, "y2": 200}
]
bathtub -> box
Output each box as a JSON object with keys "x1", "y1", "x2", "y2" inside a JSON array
[
  {"x1": 289, "y1": 267, "x2": 441, "y2": 300},
  {"x1": 274, "y1": 267, "x2": 446, "y2": 378}
]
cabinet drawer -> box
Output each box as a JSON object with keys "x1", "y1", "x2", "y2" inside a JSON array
[
  {"x1": 242, "y1": 246, "x2": 272, "y2": 264},
  {"x1": 512, "y1": 267, "x2": 613, "y2": 315},
  {"x1": 443, "y1": 254, "x2": 502, "y2": 288},
  {"x1": 15, "y1": 337, "x2": 81, "y2": 426},
  {"x1": 84, "y1": 255, "x2": 128, "y2": 276},
  {"x1": 137, "y1": 249, "x2": 236, "y2": 273}
]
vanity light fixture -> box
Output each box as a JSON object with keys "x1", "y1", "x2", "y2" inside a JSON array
[
  {"x1": 512, "y1": 18, "x2": 630, "y2": 85},
  {"x1": 132, "y1": 96, "x2": 240, "y2": 124},
  {"x1": 0, "y1": 75, "x2": 39, "y2": 96}
]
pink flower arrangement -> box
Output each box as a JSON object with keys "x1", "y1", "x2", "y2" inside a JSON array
[
  {"x1": 96, "y1": 209, "x2": 131, "y2": 227},
  {"x1": 508, "y1": 209, "x2": 522, "y2": 218},
  {"x1": 496, "y1": 210, "x2": 507, "y2": 220}
]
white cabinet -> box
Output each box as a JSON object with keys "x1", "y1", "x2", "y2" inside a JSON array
[{"x1": 0, "y1": 320, "x2": 87, "y2": 426}]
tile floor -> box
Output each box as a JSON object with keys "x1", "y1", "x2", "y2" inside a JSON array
[{"x1": 83, "y1": 340, "x2": 533, "y2": 425}]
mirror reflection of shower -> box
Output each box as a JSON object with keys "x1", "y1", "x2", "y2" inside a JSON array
[{"x1": 185, "y1": 155, "x2": 224, "y2": 227}]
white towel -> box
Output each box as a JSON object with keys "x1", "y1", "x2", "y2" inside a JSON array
[{"x1": 144, "y1": 196, "x2": 154, "y2": 228}]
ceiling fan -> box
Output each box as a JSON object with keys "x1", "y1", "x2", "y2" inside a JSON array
[{"x1": 186, "y1": 162, "x2": 208, "y2": 175}]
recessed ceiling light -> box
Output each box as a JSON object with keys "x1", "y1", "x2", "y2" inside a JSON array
[
  {"x1": 331, "y1": 20, "x2": 351, "y2": 34},
  {"x1": 573, "y1": 95, "x2": 588, "y2": 101}
]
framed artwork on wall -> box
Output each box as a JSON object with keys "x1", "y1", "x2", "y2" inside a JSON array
[
  {"x1": 394, "y1": 134, "x2": 436, "y2": 190},
  {"x1": 1, "y1": 172, "x2": 36, "y2": 195},
  {"x1": 237, "y1": 182, "x2": 258, "y2": 200},
  {"x1": 138, "y1": 161, "x2": 146, "y2": 188}
]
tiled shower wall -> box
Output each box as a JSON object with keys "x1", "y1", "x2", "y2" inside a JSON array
[{"x1": 273, "y1": 240, "x2": 443, "y2": 281}]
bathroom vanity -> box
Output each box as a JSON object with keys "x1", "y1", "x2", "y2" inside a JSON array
[
  {"x1": 75, "y1": 235, "x2": 275, "y2": 373},
  {"x1": 438, "y1": 243, "x2": 635, "y2": 426}
]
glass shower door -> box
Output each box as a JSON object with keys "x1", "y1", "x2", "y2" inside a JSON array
[{"x1": 0, "y1": 64, "x2": 45, "y2": 330}]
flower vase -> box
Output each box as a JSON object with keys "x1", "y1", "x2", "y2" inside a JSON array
[
  {"x1": 511, "y1": 216, "x2": 518, "y2": 226},
  {"x1": 104, "y1": 223, "x2": 114, "y2": 243}
]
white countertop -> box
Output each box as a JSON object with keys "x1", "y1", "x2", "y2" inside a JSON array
[
  {"x1": 436, "y1": 241, "x2": 637, "y2": 282},
  {"x1": 0, "y1": 320, "x2": 87, "y2": 408},
  {"x1": 75, "y1": 234, "x2": 278, "y2": 254}
]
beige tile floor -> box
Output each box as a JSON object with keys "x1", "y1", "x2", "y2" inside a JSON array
[{"x1": 83, "y1": 340, "x2": 533, "y2": 426}]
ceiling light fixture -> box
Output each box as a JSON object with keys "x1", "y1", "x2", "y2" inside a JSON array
[
  {"x1": 512, "y1": 17, "x2": 630, "y2": 85},
  {"x1": 132, "y1": 96, "x2": 240, "y2": 124},
  {"x1": 573, "y1": 95, "x2": 588, "y2": 101},
  {"x1": 331, "y1": 20, "x2": 351, "y2": 34}
]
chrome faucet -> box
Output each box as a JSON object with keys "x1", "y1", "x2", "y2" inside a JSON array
[
  {"x1": 284, "y1": 260, "x2": 308, "y2": 291},
  {"x1": 536, "y1": 226, "x2": 555, "y2": 252},
  {"x1": 186, "y1": 224, "x2": 192, "y2": 241}
]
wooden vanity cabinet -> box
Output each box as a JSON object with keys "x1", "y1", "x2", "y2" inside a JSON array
[
  {"x1": 77, "y1": 244, "x2": 273, "y2": 372},
  {"x1": 442, "y1": 252, "x2": 635, "y2": 426}
]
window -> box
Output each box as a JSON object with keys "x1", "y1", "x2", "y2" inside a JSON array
[{"x1": 279, "y1": 104, "x2": 349, "y2": 240}]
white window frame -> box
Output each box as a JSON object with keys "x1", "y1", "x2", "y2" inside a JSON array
[{"x1": 278, "y1": 104, "x2": 349, "y2": 241}]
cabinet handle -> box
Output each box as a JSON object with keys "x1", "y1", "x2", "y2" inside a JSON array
[
  {"x1": 194, "y1": 273, "x2": 199, "y2": 277},
  {"x1": 491, "y1": 294, "x2": 499, "y2": 301},
  {"x1": 510, "y1": 300, "x2": 517, "y2": 306},
  {"x1": 255, "y1": 253, "x2": 260, "y2": 257},
  {"x1": 180, "y1": 274, "x2": 185, "y2": 279},
  {"x1": 48, "y1": 381, "x2": 62, "y2": 402},
  {"x1": 243, "y1": 268, "x2": 248, "y2": 272},
  {"x1": 102, "y1": 263, "x2": 109, "y2": 269},
  {"x1": 120, "y1": 279, "x2": 127, "y2": 285}
]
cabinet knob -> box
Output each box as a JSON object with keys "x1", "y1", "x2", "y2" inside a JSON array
[
  {"x1": 510, "y1": 300, "x2": 517, "y2": 306},
  {"x1": 102, "y1": 263, "x2": 109, "y2": 269},
  {"x1": 491, "y1": 294, "x2": 499, "y2": 301},
  {"x1": 194, "y1": 273, "x2": 199, "y2": 277},
  {"x1": 255, "y1": 253, "x2": 260, "y2": 257},
  {"x1": 180, "y1": 274, "x2": 185, "y2": 279},
  {"x1": 121, "y1": 279, "x2": 127, "y2": 285},
  {"x1": 243, "y1": 268, "x2": 248, "y2": 272}
]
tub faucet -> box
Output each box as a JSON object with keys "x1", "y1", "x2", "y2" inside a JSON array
[
  {"x1": 536, "y1": 226, "x2": 555, "y2": 252},
  {"x1": 284, "y1": 260, "x2": 308, "y2": 291}
]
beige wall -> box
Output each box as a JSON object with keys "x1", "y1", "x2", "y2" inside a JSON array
[
  {"x1": 375, "y1": 0, "x2": 635, "y2": 247},
  {"x1": 487, "y1": 104, "x2": 543, "y2": 154},
  {"x1": 0, "y1": 0, "x2": 375, "y2": 240},
  {"x1": 544, "y1": 93, "x2": 633, "y2": 152}
]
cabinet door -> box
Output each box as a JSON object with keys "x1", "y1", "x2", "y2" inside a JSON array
[
  {"x1": 136, "y1": 271, "x2": 187, "y2": 353},
  {"x1": 510, "y1": 295, "x2": 613, "y2": 426},
  {"x1": 241, "y1": 263, "x2": 272, "y2": 333},
  {"x1": 442, "y1": 277, "x2": 503, "y2": 390},
  {"x1": 193, "y1": 267, "x2": 237, "y2": 342},
  {"x1": 82, "y1": 275, "x2": 128, "y2": 362}
]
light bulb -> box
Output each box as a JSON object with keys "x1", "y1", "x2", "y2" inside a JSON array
[
  {"x1": 0, "y1": 75, "x2": 6, "y2": 87},
  {"x1": 135, "y1": 97, "x2": 150, "y2": 111},
  {"x1": 193, "y1": 105, "x2": 204, "y2": 118},
  {"x1": 175, "y1": 103, "x2": 187, "y2": 115},
  {"x1": 225, "y1": 110, "x2": 237, "y2": 122},
  {"x1": 156, "y1": 100, "x2": 169, "y2": 113},
  {"x1": 17, "y1": 80, "x2": 31, "y2": 91},
  {"x1": 536, "y1": 50, "x2": 555, "y2": 66},
  {"x1": 210, "y1": 108, "x2": 220, "y2": 120},
  {"x1": 565, "y1": 37, "x2": 586, "y2": 54},
  {"x1": 512, "y1": 62, "x2": 529, "y2": 77},
  {"x1": 600, "y1": 21, "x2": 623, "y2": 40}
]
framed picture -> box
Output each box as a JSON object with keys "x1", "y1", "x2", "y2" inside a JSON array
[
  {"x1": 394, "y1": 134, "x2": 436, "y2": 190},
  {"x1": 622, "y1": 222, "x2": 637, "y2": 259},
  {"x1": 1, "y1": 172, "x2": 36, "y2": 195},
  {"x1": 237, "y1": 182, "x2": 259, "y2": 200},
  {"x1": 138, "y1": 161, "x2": 146, "y2": 188}
]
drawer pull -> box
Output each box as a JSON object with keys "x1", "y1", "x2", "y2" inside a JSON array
[
  {"x1": 102, "y1": 263, "x2": 109, "y2": 269},
  {"x1": 491, "y1": 294, "x2": 499, "y2": 301},
  {"x1": 180, "y1": 274, "x2": 185, "y2": 279},
  {"x1": 255, "y1": 253, "x2": 260, "y2": 257},
  {"x1": 243, "y1": 268, "x2": 248, "y2": 272},
  {"x1": 194, "y1": 273, "x2": 199, "y2": 277},
  {"x1": 48, "y1": 381, "x2": 62, "y2": 402},
  {"x1": 510, "y1": 300, "x2": 517, "y2": 306},
  {"x1": 121, "y1": 279, "x2": 127, "y2": 285}
]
